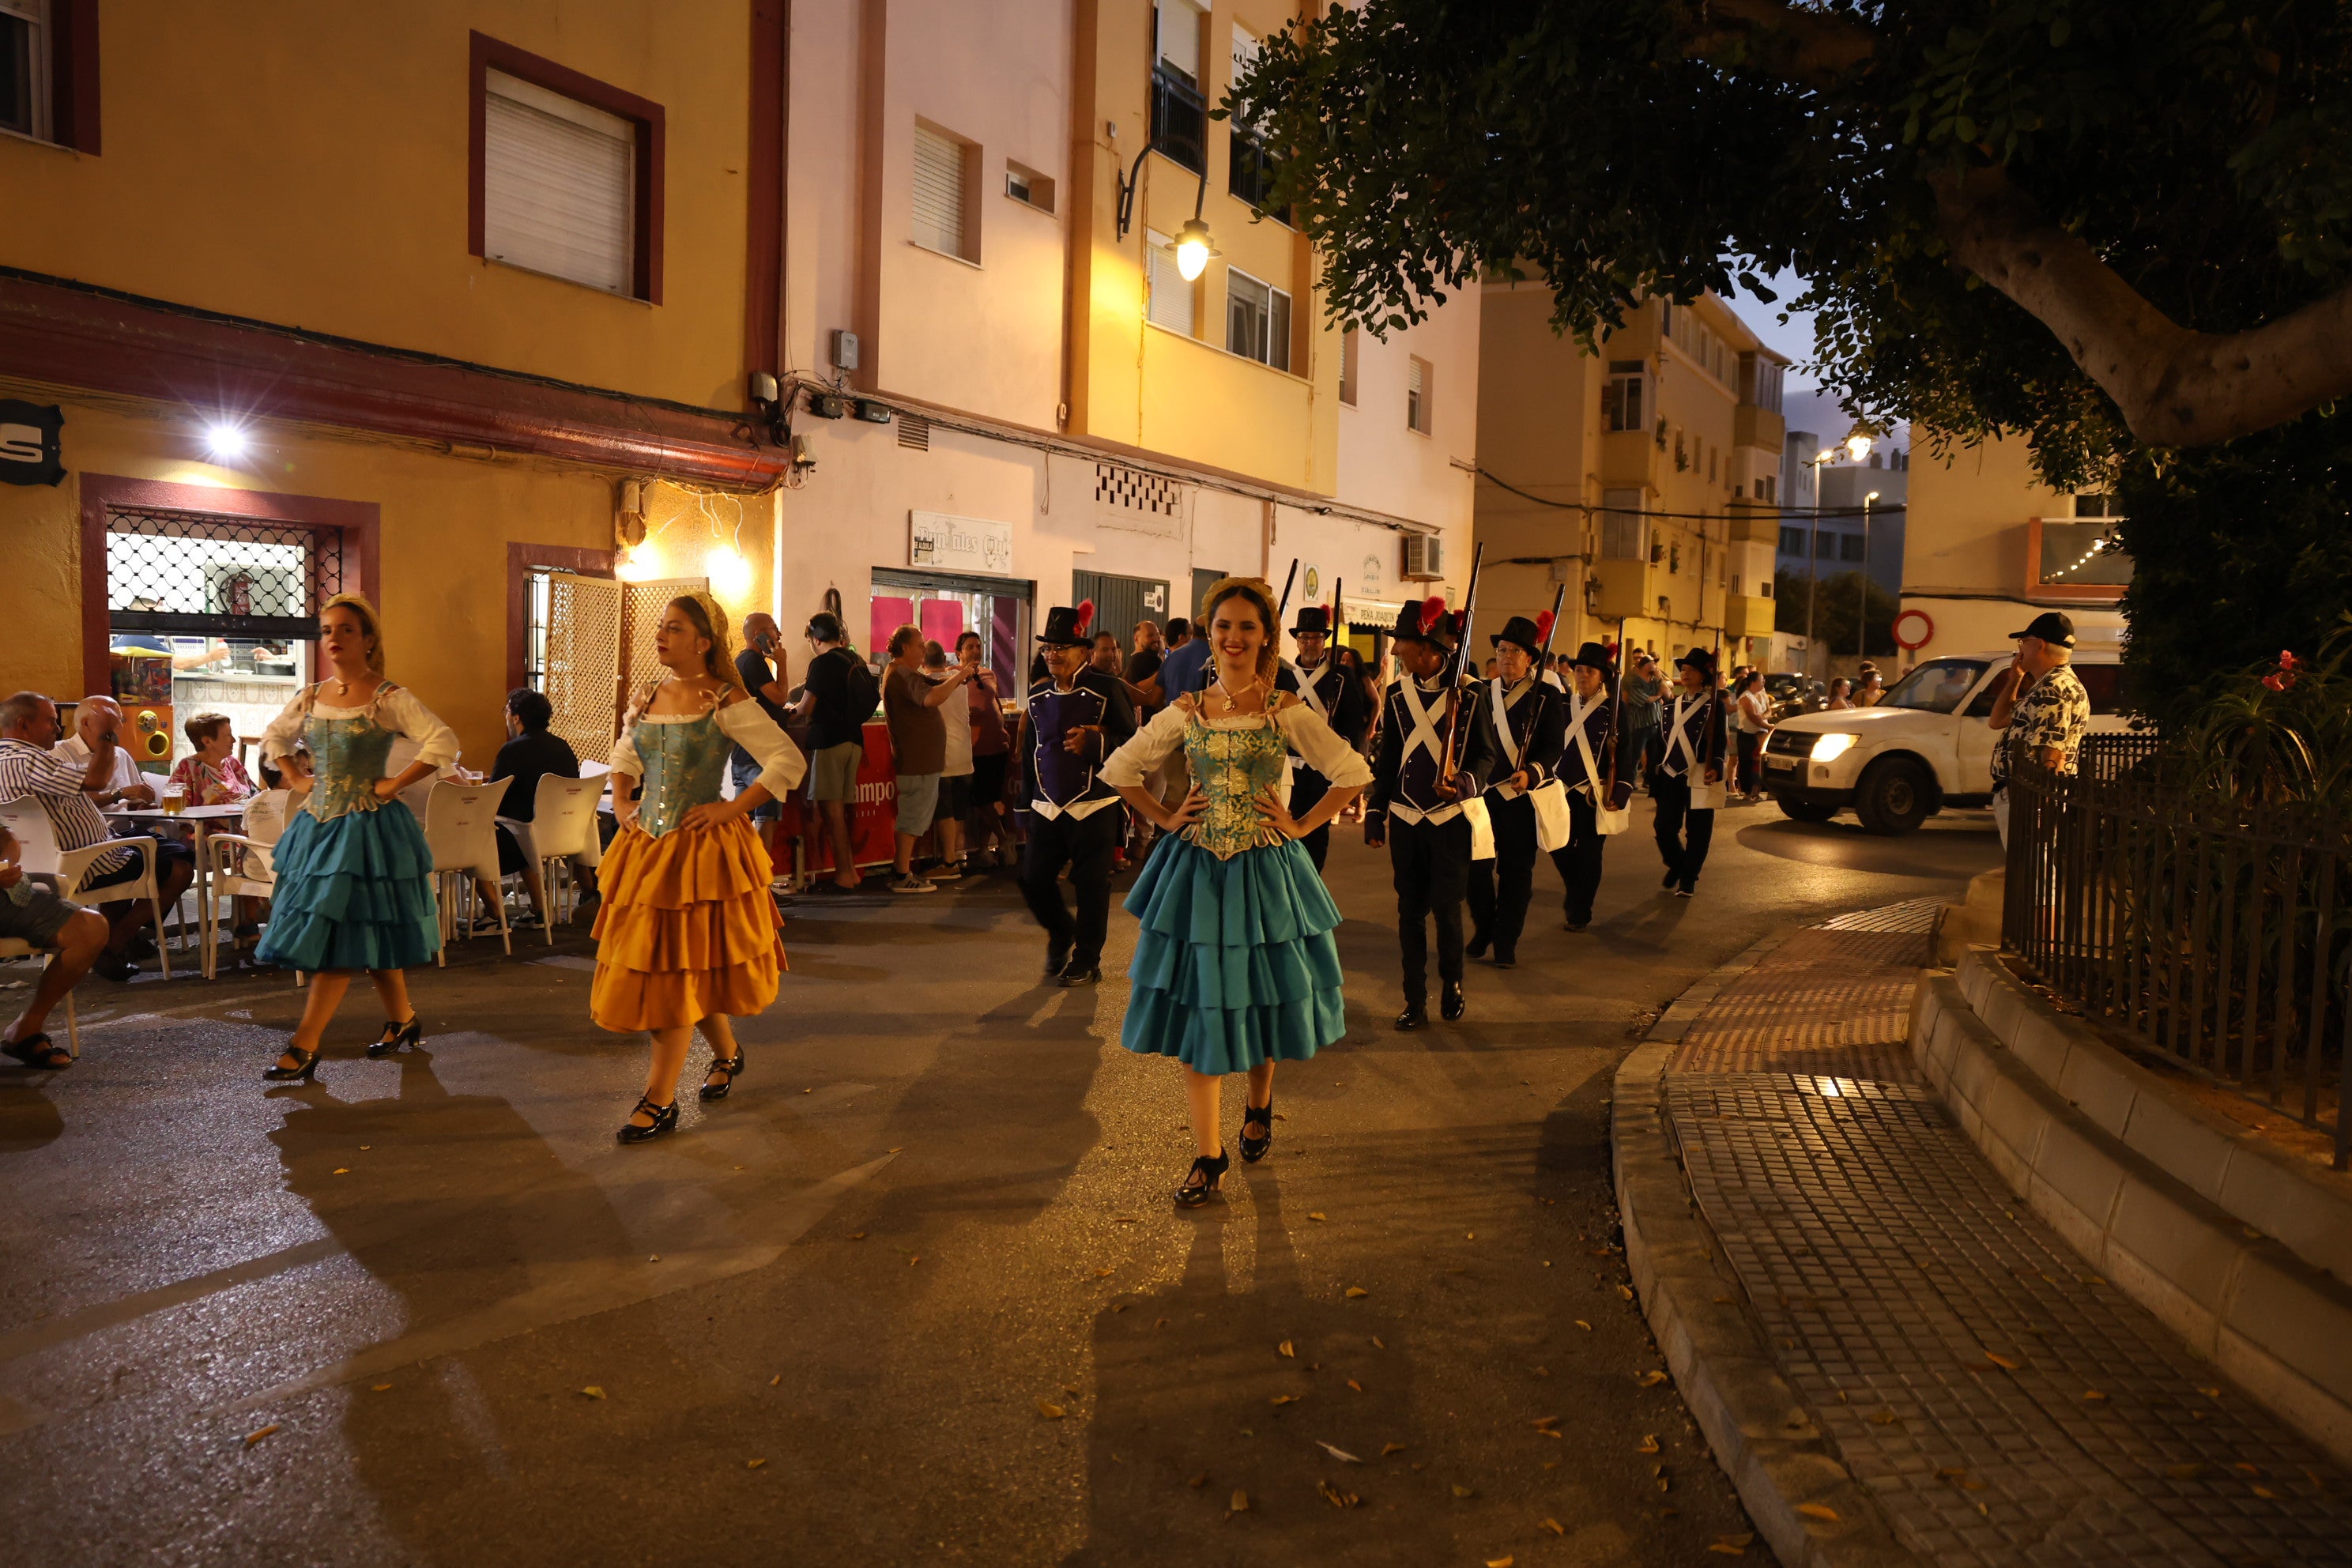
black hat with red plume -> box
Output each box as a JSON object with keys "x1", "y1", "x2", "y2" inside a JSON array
[
  {"x1": 1388, "y1": 595, "x2": 1458, "y2": 648},
  {"x1": 1036, "y1": 600, "x2": 1096, "y2": 646},
  {"x1": 1291, "y1": 603, "x2": 1333, "y2": 637},
  {"x1": 1491, "y1": 612, "x2": 1548, "y2": 654}
]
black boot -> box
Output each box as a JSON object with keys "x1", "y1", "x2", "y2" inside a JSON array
[
  {"x1": 1394, "y1": 997, "x2": 1428, "y2": 1031},
  {"x1": 1441, "y1": 982, "x2": 1467, "y2": 1022}
]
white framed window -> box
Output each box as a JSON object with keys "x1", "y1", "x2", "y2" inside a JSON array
[
  {"x1": 911, "y1": 120, "x2": 978, "y2": 262},
  {"x1": 1339, "y1": 328, "x2": 1359, "y2": 406},
  {"x1": 1407, "y1": 356, "x2": 1432, "y2": 435},
  {"x1": 482, "y1": 70, "x2": 639, "y2": 296},
  {"x1": 1156, "y1": 0, "x2": 1204, "y2": 86},
  {"x1": 1004, "y1": 160, "x2": 1055, "y2": 215},
  {"x1": 0, "y1": 0, "x2": 51, "y2": 142},
  {"x1": 1231, "y1": 21, "x2": 1259, "y2": 84},
  {"x1": 1603, "y1": 360, "x2": 1644, "y2": 432},
  {"x1": 1145, "y1": 229, "x2": 1194, "y2": 336},
  {"x1": 1224, "y1": 268, "x2": 1291, "y2": 371}
]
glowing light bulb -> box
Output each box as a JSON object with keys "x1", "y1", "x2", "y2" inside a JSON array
[
  {"x1": 616, "y1": 547, "x2": 658, "y2": 583},
  {"x1": 1845, "y1": 432, "x2": 1873, "y2": 462},
  {"x1": 205, "y1": 422, "x2": 251, "y2": 462},
  {"x1": 1172, "y1": 217, "x2": 1216, "y2": 283},
  {"x1": 703, "y1": 545, "x2": 752, "y2": 598}
]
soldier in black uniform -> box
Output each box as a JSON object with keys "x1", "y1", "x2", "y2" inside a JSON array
[
  {"x1": 1652, "y1": 646, "x2": 1727, "y2": 899},
  {"x1": 1465, "y1": 613, "x2": 1566, "y2": 969},
  {"x1": 1012, "y1": 604, "x2": 1137, "y2": 985},
  {"x1": 1551, "y1": 641, "x2": 1626, "y2": 932},
  {"x1": 1366, "y1": 599, "x2": 1498, "y2": 1029},
  {"x1": 1285, "y1": 604, "x2": 1373, "y2": 873}
]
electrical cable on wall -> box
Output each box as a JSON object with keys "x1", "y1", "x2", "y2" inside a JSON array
[{"x1": 1475, "y1": 466, "x2": 1902, "y2": 522}]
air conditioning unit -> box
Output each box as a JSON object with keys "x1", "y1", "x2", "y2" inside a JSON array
[{"x1": 1401, "y1": 533, "x2": 1445, "y2": 581}]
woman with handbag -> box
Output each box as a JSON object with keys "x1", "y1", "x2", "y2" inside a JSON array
[
  {"x1": 1551, "y1": 642, "x2": 1626, "y2": 932},
  {"x1": 1651, "y1": 647, "x2": 1728, "y2": 899},
  {"x1": 1465, "y1": 613, "x2": 1564, "y2": 970}
]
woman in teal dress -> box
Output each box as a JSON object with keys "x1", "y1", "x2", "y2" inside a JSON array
[
  {"x1": 255, "y1": 594, "x2": 455, "y2": 1082},
  {"x1": 1104, "y1": 576, "x2": 1371, "y2": 1205}
]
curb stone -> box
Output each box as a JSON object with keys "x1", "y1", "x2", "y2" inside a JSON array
[{"x1": 1611, "y1": 931, "x2": 1924, "y2": 1568}]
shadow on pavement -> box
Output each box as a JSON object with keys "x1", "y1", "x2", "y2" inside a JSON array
[{"x1": 0, "y1": 1082, "x2": 63, "y2": 1152}]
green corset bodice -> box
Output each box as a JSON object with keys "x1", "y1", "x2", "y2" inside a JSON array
[
  {"x1": 632, "y1": 711, "x2": 731, "y2": 839},
  {"x1": 1182, "y1": 715, "x2": 1290, "y2": 859},
  {"x1": 305, "y1": 713, "x2": 399, "y2": 822}
]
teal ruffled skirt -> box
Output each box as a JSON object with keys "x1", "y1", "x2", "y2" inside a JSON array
[
  {"x1": 254, "y1": 802, "x2": 443, "y2": 972},
  {"x1": 1120, "y1": 833, "x2": 1348, "y2": 1072}
]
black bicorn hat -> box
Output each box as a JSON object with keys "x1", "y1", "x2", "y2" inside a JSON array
[
  {"x1": 1570, "y1": 640, "x2": 1615, "y2": 673},
  {"x1": 1387, "y1": 595, "x2": 1461, "y2": 647},
  {"x1": 1292, "y1": 603, "x2": 1333, "y2": 637},
  {"x1": 1035, "y1": 600, "x2": 1097, "y2": 647},
  {"x1": 1491, "y1": 613, "x2": 1546, "y2": 654},
  {"x1": 1673, "y1": 645, "x2": 1719, "y2": 680}
]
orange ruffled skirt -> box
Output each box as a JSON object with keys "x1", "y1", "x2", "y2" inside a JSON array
[{"x1": 590, "y1": 816, "x2": 784, "y2": 1032}]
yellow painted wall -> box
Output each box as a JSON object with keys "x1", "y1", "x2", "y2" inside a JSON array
[
  {"x1": 0, "y1": 0, "x2": 756, "y2": 409},
  {"x1": 0, "y1": 402, "x2": 775, "y2": 767}
]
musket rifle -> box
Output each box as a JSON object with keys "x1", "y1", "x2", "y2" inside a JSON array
[{"x1": 1437, "y1": 542, "x2": 1487, "y2": 784}]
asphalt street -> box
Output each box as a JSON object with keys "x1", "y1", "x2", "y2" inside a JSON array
[{"x1": 0, "y1": 800, "x2": 1998, "y2": 1566}]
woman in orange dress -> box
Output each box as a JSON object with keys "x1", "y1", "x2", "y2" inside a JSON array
[{"x1": 594, "y1": 593, "x2": 805, "y2": 1143}]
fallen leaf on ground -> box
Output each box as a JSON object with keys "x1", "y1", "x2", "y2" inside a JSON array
[
  {"x1": 1094, "y1": 1267, "x2": 1114, "y2": 1278},
  {"x1": 1189, "y1": 1474, "x2": 1207, "y2": 1488},
  {"x1": 1797, "y1": 1502, "x2": 1838, "y2": 1521},
  {"x1": 1381, "y1": 1442, "x2": 1406, "y2": 1456},
  {"x1": 1467, "y1": 1232, "x2": 1476, "y2": 1240},
  {"x1": 2199, "y1": 1387, "x2": 2222, "y2": 1399},
  {"x1": 1309, "y1": 1212, "x2": 1327, "y2": 1222},
  {"x1": 849, "y1": 1232, "x2": 865, "y2": 1241},
  {"x1": 244, "y1": 1425, "x2": 278, "y2": 1446},
  {"x1": 1271, "y1": 1394, "x2": 1301, "y2": 1406},
  {"x1": 580, "y1": 1387, "x2": 606, "y2": 1400},
  {"x1": 1636, "y1": 1371, "x2": 1668, "y2": 1387},
  {"x1": 1111, "y1": 1302, "x2": 1129, "y2": 1314},
  {"x1": 1279, "y1": 1340, "x2": 1295, "y2": 1358},
  {"x1": 1484, "y1": 1558, "x2": 1513, "y2": 1567},
  {"x1": 370, "y1": 1384, "x2": 392, "y2": 1393},
  {"x1": 769, "y1": 1375, "x2": 781, "y2": 1386},
  {"x1": 1617, "y1": 1285, "x2": 1635, "y2": 1299},
  {"x1": 746, "y1": 1457, "x2": 767, "y2": 1469},
  {"x1": 333, "y1": 1168, "x2": 349, "y2": 1175},
  {"x1": 1707, "y1": 1546, "x2": 1746, "y2": 1557},
  {"x1": 1036, "y1": 1400, "x2": 1065, "y2": 1419},
  {"x1": 2082, "y1": 1389, "x2": 2107, "y2": 1401},
  {"x1": 648, "y1": 1255, "x2": 660, "y2": 1263},
  {"x1": 1345, "y1": 1286, "x2": 1369, "y2": 1298},
  {"x1": 1371, "y1": 1336, "x2": 1385, "y2": 1349},
  {"x1": 1230, "y1": 1490, "x2": 1249, "y2": 1513},
  {"x1": 1532, "y1": 1415, "x2": 1560, "y2": 1430},
  {"x1": 1451, "y1": 1483, "x2": 1476, "y2": 1498},
  {"x1": 1348, "y1": 1379, "x2": 1363, "y2": 1392},
  {"x1": 2167, "y1": 1464, "x2": 2204, "y2": 1480},
  {"x1": 1636, "y1": 1434, "x2": 1660, "y2": 1454},
  {"x1": 1532, "y1": 1366, "x2": 1551, "y2": 1378},
  {"x1": 1574, "y1": 1320, "x2": 1592, "y2": 1331},
  {"x1": 1984, "y1": 1352, "x2": 2021, "y2": 1370},
  {"x1": 1317, "y1": 1442, "x2": 1363, "y2": 1464},
  {"x1": 1871, "y1": 1409, "x2": 1897, "y2": 1425},
  {"x1": 908, "y1": 1255, "x2": 921, "y2": 1266},
  {"x1": 2253, "y1": 1485, "x2": 2279, "y2": 1498},
  {"x1": 2236, "y1": 1462, "x2": 2262, "y2": 1475},
  {"x1": 1540, "y1": 1517, "x2": 1565, "y2": 1536},
  {"x1": 1319, "y1": 1480, "x2": 1360, "y2": 1509}
]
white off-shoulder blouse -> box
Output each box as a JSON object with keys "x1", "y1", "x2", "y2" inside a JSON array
[
  {"x1": 260, "y1": 683, "x2": 461, "y2": 771},
  {"x1": 1102, "y1": 697, "x2": 1374, "y2": 791},
  {"x1": 609, "y1": 694, "x2": 808, "y2": 801}
]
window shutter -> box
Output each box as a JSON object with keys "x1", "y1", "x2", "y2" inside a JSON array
[
  {"x1": 1157, "y1": 0, "x2": 1203, "y2": 85},
  {"x1": 482, "y1": 70, "x2": 635, "y2": 296},
  {"x1": 1146, "y1": 232, "x2": 1193, "y2": 335},
  {"x1": 911, "y1": 123, "x2": 970, "y2": 259},
  {"x1": 1268, "y1": 288, "x2": 1291, "y2": 373}
]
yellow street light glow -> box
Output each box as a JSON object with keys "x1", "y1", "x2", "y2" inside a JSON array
[
  {"x1": 615, "y1": 546, "x2": 658, "y2": 583},
  {"x1": 703, "y1": 544, "x2": 752, "y2": 598},
  {"x1": 1866, "y1": 490, "x2": 1881, "y2": 503},
  {"x1": 205, "y1": 421, "x2": 251, "y2": 462},
  {"x1": 1173, "y1": 217, "x2": 1217, "y2": 282},
  {"x1": 1845, "y1": 431, "x2": 1874, "y2": 462}
]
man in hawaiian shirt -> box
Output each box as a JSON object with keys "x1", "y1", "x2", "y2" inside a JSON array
[{"x1": 1984, "y1": 611, "x2": 2091, "y2": 847}]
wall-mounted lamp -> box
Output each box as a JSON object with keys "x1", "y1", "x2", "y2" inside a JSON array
[
  {"x1": 204, "y1": 420, "x2": 251, "y2": 462},
  {"x1": 1115, "y1": 152, "x2": 1219, "y2": 281},
  {"x1": 1173, "y1": 217, "x2": 1217, "y2": 281},
  {"x1": 747, "y1": 371, "x2": 789, "y2": 447}
]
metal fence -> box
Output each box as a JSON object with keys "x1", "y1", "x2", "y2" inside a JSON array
[{"x1": 2003, "y1": 734, "x2": 2351, "y2": 1167}]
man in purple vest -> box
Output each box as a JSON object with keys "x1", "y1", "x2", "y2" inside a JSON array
[{"x1": 1014, "y1": 602, "x2": 1136, "y2": 986}]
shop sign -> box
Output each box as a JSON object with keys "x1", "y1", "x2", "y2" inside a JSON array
[
  {"x1": 0, "y1": 400, "x2": 64, "y2": 487},
  {"x1": 909, "y1": 510, "x2": 1013, "y2": 576}
]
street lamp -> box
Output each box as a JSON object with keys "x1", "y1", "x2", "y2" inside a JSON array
[
  {"x1": 1174, "y1": 217, "x2": 1216, "y2": 281},
  {"x1": 1798, "y1": 420, "x2": 1879, "y2": 682},
  {"x1": 1857, "y1": 489, "x2": 1880, "y2": 658}
]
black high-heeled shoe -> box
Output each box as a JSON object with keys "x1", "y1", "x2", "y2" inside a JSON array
[
  {"x1": 368, "y1": 1016, "x2": 424, "y2": 1059},
  {"x1": 700, "y1": 1047, "x2": 746, "y2": 1102},
  {"x1": 263, "y1": 1045, "x2": 320, "y2": 1083},
  {"x1": 1238, "y1": 1097, "x2": 1275, "y2": 1163},
  {"x1": 616, "y1": 1096, "x2": 679, "y2": 1144},
  {"x1": 1173, "y1": 1148, "x2": 1230, "y2": 1208}
]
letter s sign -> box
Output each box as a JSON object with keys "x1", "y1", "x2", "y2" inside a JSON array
[{"x1": 0, "y1": 401, "x2": 64, "y2": 487}]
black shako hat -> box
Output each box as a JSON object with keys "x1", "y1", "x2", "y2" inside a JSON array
[
  {"x1": 2009, "y1": 610, "x2": 2077, "y2": 648},
  {"x1": 1292, "y1": 604, "x2": 1333, "y2": 637},
  {"x1": 1035, "y1": 601, "x2": 1097, "y2": 647},
  {"x1": 1673, "y1": 645, "x2": 1719, "y2": 680},
  {"x1": 1387, "y1": 595, "x2": 1460, "y2": 647},
  {"x1": 1570, "y1": 640, "x2": 1615, "y2": 673},
  {"x1": 1490, "y1": 614, "x2": 1546, "y2": 654}
]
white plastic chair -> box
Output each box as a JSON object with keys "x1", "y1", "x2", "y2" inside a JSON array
[
  {"x1": 198, "y1": 792, "x2": 289, "y2": 981},
  {"x1": 498, "y1": 775, "x2": 603, "y2": 943},
  {"x1": 0, "y1": 872, "x2": 80, "y2": 1056},
  {"x1": 0, "y1": 796, "x2": 172, "y2": 980},
  {"x1": 423, "y1": 778, "x2": 514, "y2": 960}
]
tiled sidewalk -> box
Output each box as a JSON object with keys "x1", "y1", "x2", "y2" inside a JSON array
[{"x1": 1662, "y1": 904, "x2": 2352, "y2": 1566}]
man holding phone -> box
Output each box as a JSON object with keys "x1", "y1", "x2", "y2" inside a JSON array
[
  {"x1": 1984, "y1": 611, "x2": 2090, "y2": 848},
  {"x1": 731, "y1": 613, "x2": 791, "y2": 829}
]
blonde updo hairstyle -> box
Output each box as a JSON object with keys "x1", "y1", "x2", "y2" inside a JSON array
[
  {"x1": 1196, "y1": 575, "x2": 1283, "y2": 688},
  {"x1": 318, "y1": 591, "x2": 389, "y2": 675}
]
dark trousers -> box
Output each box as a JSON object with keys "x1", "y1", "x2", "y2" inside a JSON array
[
  {"x1": 1550, "y1": 790, "x2": 1605, "y2": 925},
  {"x1": 1291, "y1": 765, "x2": 1333, "y2": 872},
  {"x1": 1650, "y1": 768, "x2": 1715, "y2": 891},
  {"x1": 1736, "y1": 731, "x2": 1763, "y2": 796},
  {"x1": 1389, "y1": 813, "x2": 1472, "y2": 1001},
  {"x1": 1466, "y1": 791, "x2": 1537, "y2": 960},
  {"x1": 1020, "y1": 805, "x2": 1121, "y2": 967}
]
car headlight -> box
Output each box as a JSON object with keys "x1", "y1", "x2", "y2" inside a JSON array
[{"x1": 1811, "y1": 733, "x2": 1859, "y2": 763}]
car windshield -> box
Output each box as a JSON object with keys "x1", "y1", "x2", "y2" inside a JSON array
[
  {"x1": 1764, "y1": 674, "x2": 1804, "y2": 699},
  {"x1": 1879, "y1": 658, "x2": 1988, "y2": 714}
]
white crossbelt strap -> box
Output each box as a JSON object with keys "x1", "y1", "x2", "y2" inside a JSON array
[
  {"x1": 1487, "y1": 677, "x2": 1519, "y2": 762},
  {"x1": 1291, "y1": 658, "x2": 1329, "y2": 720},
  {"x1": 1568, "y1": 690, "x2": 1605, "y2": 797},
  {"x1": 1666, "y1": 693, "x2": 1702, "y2": 774},
  {"x1": 1389, "y1": 678, "x2": 1461, "y2": 826}
]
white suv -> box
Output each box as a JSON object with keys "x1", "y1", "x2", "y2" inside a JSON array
[{"x1": 1760, "y1": 651, "x2": 2128, "y2": 834}]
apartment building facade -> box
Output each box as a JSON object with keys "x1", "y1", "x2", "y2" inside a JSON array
[
  {"x1": 1473, "y1": 285, "x2": 1786, "y2": 665},
  {"x1": 0, "y1": 0, "x2": 1477, "y2": 779}
]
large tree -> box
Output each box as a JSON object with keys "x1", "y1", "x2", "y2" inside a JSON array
[{"x1": 1230, "y1": 0, "x2": 2352, "y2": 709}]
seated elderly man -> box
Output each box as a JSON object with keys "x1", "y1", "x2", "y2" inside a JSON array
[
  {"x1": 0, "y1": 692, "x2": 197, "y2": 981},
  {"x1": 0, "y1": 820, "x2": 111, "y2": 1068}
]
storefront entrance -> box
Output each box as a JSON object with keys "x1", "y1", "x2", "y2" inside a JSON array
[{"x1": 870, "y1": 567, "x2": 1031, "y2": 693}]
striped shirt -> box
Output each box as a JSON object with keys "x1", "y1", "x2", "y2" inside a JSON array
[{"x1": 0, "y1": 740, "x2": 130, "y2": 875}]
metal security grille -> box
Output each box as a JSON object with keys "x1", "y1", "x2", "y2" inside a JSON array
[
  {"x1": 542, "y1": 571, "x2": 624, "y2": 765},
  {"x1": 105, "y1": 507, "x2": 341, "y2": 640}
]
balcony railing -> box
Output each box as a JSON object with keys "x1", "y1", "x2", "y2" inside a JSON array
[
  {"x1": 1150, "y1": 66, "x2": 1207, "y2": 176},
  {"x1": 1229, "y1": 131, "x2": 1289, "y2": 224}
]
